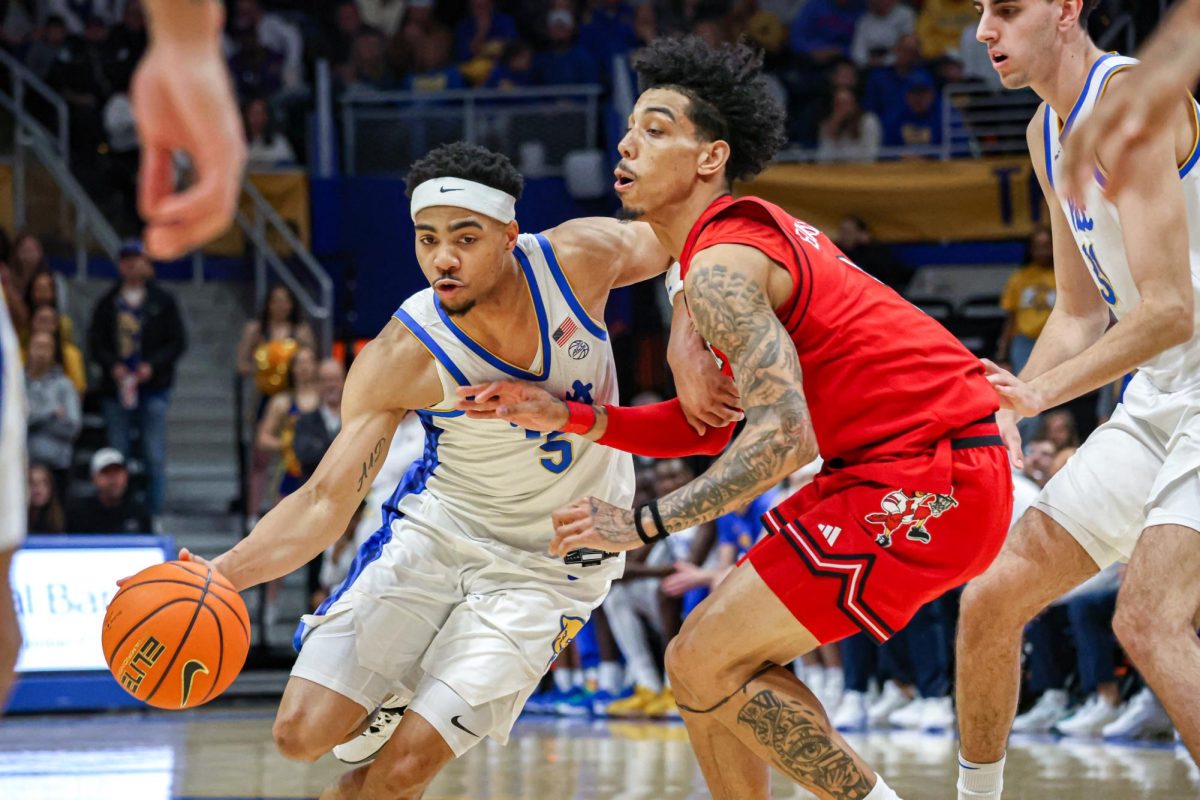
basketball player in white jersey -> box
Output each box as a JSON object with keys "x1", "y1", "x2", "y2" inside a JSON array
[
  {"x1": 1063, "y1": 0, "x2": 1200, "y2": 198},
  {"x1": 0, "y1": 295, "x2": 26, "y2": 707},
  {"x1": 957, "y1": 2, "x2": 1200, "y2": 797},
  {"x1": 185, "y1": 142, "x2": 735, "y2": 800}
]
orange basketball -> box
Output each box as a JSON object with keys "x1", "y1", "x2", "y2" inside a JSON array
[{"x1": 102, "y1": 560, "x2": 251, "y2": 709}]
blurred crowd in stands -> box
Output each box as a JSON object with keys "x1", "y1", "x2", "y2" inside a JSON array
[{"x1": 0, "y1": 0, "x2": 1159, "y2": 194}]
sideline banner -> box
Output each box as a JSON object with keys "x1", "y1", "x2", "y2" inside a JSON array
[{"x1": 738, "y1": 157, "x2": 1046, "y2": 243}]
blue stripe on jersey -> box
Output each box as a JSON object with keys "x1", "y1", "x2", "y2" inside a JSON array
[
  {"x1": 434, "y1": 245, "x2": 552, "y2": 381},
  {"x1": 1043, "y1": 106, "x2": 1055, "y2": 190},
  {"x1": 294, "y1": 412, "x2": 446, "y2": 651},
  {"x1": 394, "y1": 307, "x2": 470, "y2": 387},
  {"x1": 534, "y1": 233, "x2": 607, "y2": 341},
  {"x1": 1063, "y1": 53, "x2": 1118, "y2": 137},
  {"x1": 1181, "y1": 101, "x2": 1200, "y2": 179}
]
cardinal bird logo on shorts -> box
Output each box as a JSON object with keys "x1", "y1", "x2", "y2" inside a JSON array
[{"x1": 865, "y1": 490, "x2": 958, "y2": 549}]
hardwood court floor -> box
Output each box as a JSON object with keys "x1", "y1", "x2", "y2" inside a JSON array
[{"x1": 0, "y1": 707, "x2": 1196, "y2": 799}]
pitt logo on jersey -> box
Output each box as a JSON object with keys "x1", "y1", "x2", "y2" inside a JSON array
[{"x1": 550, "y1": 615, "x2": 585, "y2": 665}]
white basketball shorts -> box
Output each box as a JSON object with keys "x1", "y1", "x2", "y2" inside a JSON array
[{"x1": 1035, "y1": 371, "x2": 1200, "y2": 568}]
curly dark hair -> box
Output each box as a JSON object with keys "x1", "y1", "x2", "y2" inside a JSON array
[
  {"x1": 634, "y1": 36, "x2": 786, "y2": 183},
  {"x1": 405, "y1": 142, "x2": 524, "y2": 200}
]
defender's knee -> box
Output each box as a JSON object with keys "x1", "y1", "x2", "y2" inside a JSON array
[
  {"x1": 375, "y1": 750, "x2": 444, "y2": 797},
  {"x1": 1112, "y1": 599, "x2": 1163, "y2": 664},
  {"x1": 273, "y1": 710, "x2": 332, "y2": 763},
  {"x1": 959, "y1": 574, "x2": 1034, "y2": 641}
]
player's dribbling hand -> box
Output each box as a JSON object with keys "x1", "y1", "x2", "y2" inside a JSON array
[
  {"x1": 115, "y1": 548, "x2": 217, "y2": 588},
  {"x1": 982, "y1": 358, "x2": 1046, "y2": 420},
  {"x1": 549, "y1": 497, "x2": 642, "y2": 557},
  {"x1": 455, "y1": 381, "x2": 569, "y2": 432},
  {"x1": 132, "y1": 2, "x2": 245, "y2": 260}
]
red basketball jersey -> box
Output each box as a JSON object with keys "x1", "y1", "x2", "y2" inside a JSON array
[{"x1": 679, "y1": 195, "x2": 997, "y2": 481}]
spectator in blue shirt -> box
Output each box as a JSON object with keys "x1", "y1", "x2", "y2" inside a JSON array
[
  {"x1": 534, "y1": 9, "x2": 600, "y2": 86},
  {"x1": 883, "y1": 71, "x2": 942, "y2": 151},
  {"x1": 663, "y1": 490, "x2": 779, "y2": 600},
  {"x1": 454, "y1": 0, "x2": 519, "y2": 62},
  {"x1": 578, "y1": 0, "x2": 638, "y2": 81},
  {"x1": 486, "y1": 40, "x2": 535, "y2": 89},
  {"x1": 789, "y1": 0, "x2": 865, "y2": 64},
  {"x1": 406, "y1": 25, "x2": 466, "y2": 91},
  {"x1": 862, "y1": 32, "x2": 933, "y2": 127}
]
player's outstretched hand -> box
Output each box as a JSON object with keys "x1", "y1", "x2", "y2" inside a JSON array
[
  {"x1": 669, "y1": 320, "x2": 741, "y2": 436},
  {"x1": 549, "y1": 497, "x2": 642, "y2": 557},
  {"x1": 1060, "y1": 70, "x2": 1158, "y2": 202},
  {"x1": 132, "y1": 5, "x2": 245, "y2": 261},
  {"x1": 996, "y1": 408, "x2": 1024, "y2": 470},
  {"x1": 981, "y1": 358, "x2": 1045, "y2": 420},
  {"x1": 455, "y1": 381, "x2": 569, "y2": 432}
]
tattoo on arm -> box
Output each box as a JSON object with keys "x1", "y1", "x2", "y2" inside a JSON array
[
  {"x1": 737, "y1": 690, "x2": 873, "y2": 799},
  {"x1": 356, "y1": 437, "x2": 387, "y2": 492},
  {"x1": 658, "y1": 262, "x2": 816, "y2": 531}
]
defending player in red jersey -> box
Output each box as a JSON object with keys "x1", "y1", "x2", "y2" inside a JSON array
[{"x1": 539, "y1": 38, "x2": 1013, "y2": 799}]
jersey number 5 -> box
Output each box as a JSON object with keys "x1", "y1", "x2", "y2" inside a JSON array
[{"x1": 525, "y1": 429, "x2": 574, "y2": 474}]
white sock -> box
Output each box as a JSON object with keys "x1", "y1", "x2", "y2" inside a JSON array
[
  {"x1": 552, "y1": 668, "x2": 572, "y2": 694},
  {"x1": 584, "y1": 666, "x2": 599, "y2": 691},
  {"x1": 957, "y1": 753, "x2": 1005, "y2": 800},
  {"x1": 865, "y1": 774, "x2": 901, "y2": 799},
  {"x1": 599, "y1": 661, "x2": 624, "y2": 695},
  {"x1": 569, "y1": 668, "x2": 584, "y2": 688}
]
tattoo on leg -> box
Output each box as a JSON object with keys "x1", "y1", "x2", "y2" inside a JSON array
[
  {"x1": 676, "y1": 665, "x2": 776, "y2": 715},
  {"x1": 736, "y1": 690, "x2": 873, "y2": 799}
]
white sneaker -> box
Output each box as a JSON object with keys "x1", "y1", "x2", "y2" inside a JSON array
[
  {"x1": 1101, "y1": 688, "x2": 1173, "y2": 739},
  {"x1": 821, "y1": 667, "x2": 844, "y2": 715},
  {"x1": 333, "y1": 700, "x2": 407, "y2": 765},
  {"x1": 890, "y1": 697, "x2": 929, "y2": 729},
  {"x1": 832, "y1": 690, "x2": 869, "y2": 731},
  {"x1": 920, "y1": 696, "x2": 956, "y2": 733},
  {"x1": 1012, "y1": 689, "x2": 1071, "y2": 734},
  {"x1": 1053, "y1": 695, "x2": 1121, "y2": 737},
  {"x1": 868, "y1": 681, "x2": 912, "y2": 728}
]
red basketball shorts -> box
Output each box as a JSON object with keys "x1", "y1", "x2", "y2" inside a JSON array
[{"x1": 746, "y1": 424, "x2": 1013, "y2": 645}]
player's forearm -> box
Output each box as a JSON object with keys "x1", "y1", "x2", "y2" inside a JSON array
[
  {"x1": 586, "y1": 400, "x2": 734, "y2": 457},
  {"x1": 650, "y1": 407, "x2": 813, "y2": 534},
  {"x1": 213, "y1": 488, "x2": 351, "y2": 591},
  {"x1": 143, "y1": 0, "x2": 223, "y2": 49},
  {"x1": 1015, "y1": 306, "x2": 1108, "y2": 382},
  {"x1": 1032, "y1": 300, "x2": 1192, "y2": 410}
]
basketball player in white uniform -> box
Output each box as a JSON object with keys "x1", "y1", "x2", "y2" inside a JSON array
[
  {"x1": 187, "y1": 142, "x2": 734, "y2": 800},
  {"x1": 0, "y1": 296, "x2": 26, "y2": 706},
  {"x1": 956, "y1": 3, "x2": 1200, "y2": 798}
]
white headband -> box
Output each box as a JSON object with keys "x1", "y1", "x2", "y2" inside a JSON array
[{"x1": 409, "y1": 178, "x2": 517, "y2": 224}]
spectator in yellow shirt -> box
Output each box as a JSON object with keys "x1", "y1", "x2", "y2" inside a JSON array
[
  {"x1": 916, "y1": 0, "x2": 977, "y2": 58},
  {"x1": 998, "y1": 228, "x2": 1056, "y2": 375}
]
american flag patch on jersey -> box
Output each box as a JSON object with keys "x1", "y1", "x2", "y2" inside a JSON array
[{"x1": 552, "y1": 317, "x2": 578, "y2": 346}]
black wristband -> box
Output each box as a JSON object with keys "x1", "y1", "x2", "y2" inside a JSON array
[
  {"x1": 647, "y1": 499, "x2": 670, "y2": 540},
  {"x1": 634, "y1": 504, "x2": 654, "y2": 545}
]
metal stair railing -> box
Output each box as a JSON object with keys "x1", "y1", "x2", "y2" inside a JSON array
[
  {"x1": 237, "y1": 178, "x2": 334, "y2": 354},
  {"x1": 0, "y1": 54, "x2": 121, "y2": 272}
]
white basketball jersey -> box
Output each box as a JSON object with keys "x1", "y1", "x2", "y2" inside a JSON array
[
  {"x1": 387, "y1": 232, "x2": 635, "y2": 563},
  {"x1": 1045, "y1": 53, "x2": 1200, "y2": 392},
  {"x1": 0, "y1": 298, "x2": 27, "y2": 549}
]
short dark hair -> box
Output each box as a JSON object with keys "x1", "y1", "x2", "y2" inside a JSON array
[
  {"x1": 1078, "y1": 0, "x2": 1099, "y2": 27},
  {"x1": 634, "y1": 36, "x2": 786, "y2": 183},
  {"x1": 405, "y1": 142, "x2": 524, "y2": 200}
]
